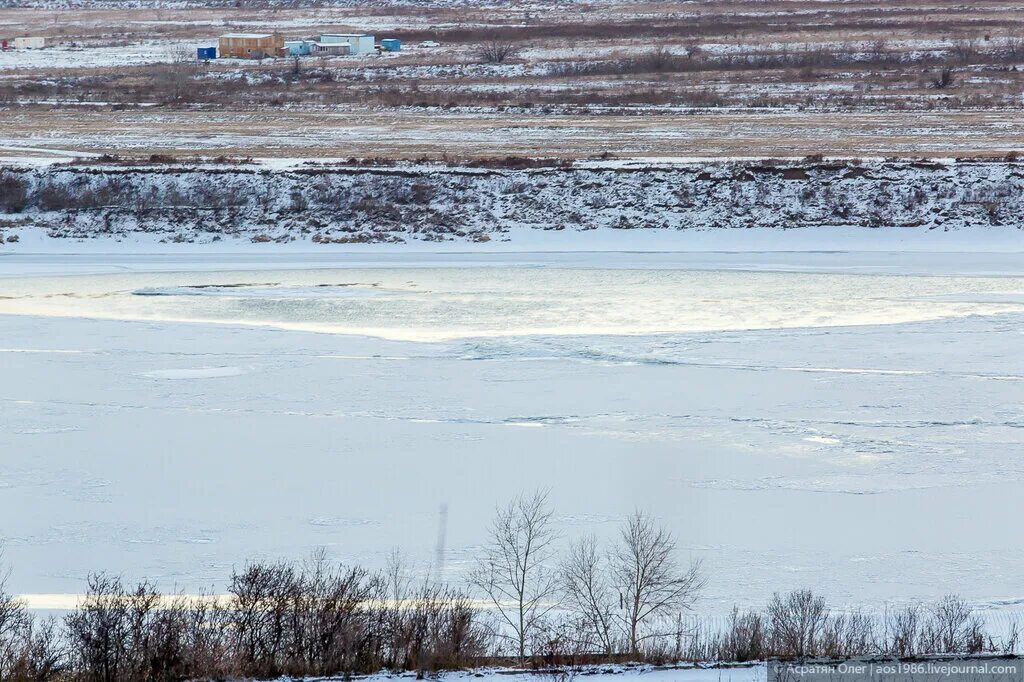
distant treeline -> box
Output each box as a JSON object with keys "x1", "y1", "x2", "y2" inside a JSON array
[{"x1": 0, "y1": 492, "x2": 1017, "y2": 681}]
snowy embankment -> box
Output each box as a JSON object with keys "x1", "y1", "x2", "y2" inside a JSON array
[
  {"x1": 2, "y1": 158, "x2": 1024, "y2": 247},
  {"x1": 343, "y1": 664, "x2": 765, "y2": 682}
]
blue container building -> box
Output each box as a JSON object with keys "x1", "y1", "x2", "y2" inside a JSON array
[
  {"x1": 285, "y1": 40, "x2": 314, "y2": 56},
  {"x1": 381, "y1": 38, "x2": 401, "y2": 52},
  {"x1": 196, "y1": 46, "x2": 216, "y2": 60}
]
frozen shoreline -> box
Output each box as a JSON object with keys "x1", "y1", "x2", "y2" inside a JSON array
[{"x1": 3, "y1": 226, "x2": 1024, "y2": 279}]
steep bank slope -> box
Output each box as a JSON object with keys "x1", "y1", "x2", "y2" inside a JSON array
[{"x1": 1, "y1": 159, "x2": 1023, "y2": 245}]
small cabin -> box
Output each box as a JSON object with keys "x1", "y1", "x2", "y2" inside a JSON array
[
  {"x1": 380, "y1": 39, "x2": 401, "y2": 52},
  {"x1": 218, "y1": 33, "x2": 285, "y2": 59},
  {"x1": 319, "y1": 33, "x2": 374, "y2": 55},
  {"x1": 196, "y1": 46, "x2": 216, "y2": 61},
  {"x1": 14, "y1": 36, "x2": 47, "y2": 50}
]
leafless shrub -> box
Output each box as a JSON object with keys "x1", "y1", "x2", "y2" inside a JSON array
[
  {"x1": 153, "y1": 45, "x2": 200, "y2": 104},
  {"x1": 920, "y1": 595, "x2": 988, "y2": 654},
  {"x1": 529, "y1": 614, "x2": 592, "y2": 675},
  {"x1": 476, "y1": 38, "x2": 520, "y2": 64},
  {"x1": 287, "y1": 189, "x2": 309, "y2": 213},
  {"x1": 64, "y1": 574, "x2": 196, "y2": 682},
  {"x1": 1004, "y1": 620, "x2": 1020, "y2": 654},
  {"x1": 0, "y1": 552, "x2": 64, "y2": 681},
  {"x1": 1006, "y1": 37, "x2": 1024, "y2": 60},
  {"x1": 638, "y1": 47, "x2": 686, "y2": 72},
  {"x1": 0, "y1": 566, "x2": 30, "y2": 677},
  {"x1": 766, "y1": 589, "x2": 828, "y2": 658},
  {"x1": 466, "y1": 156, "x2": 573, "y2": 169},
  {"x1": 0, "y1": 171, "x2": 29, "y2": 213},
  {"x1": 884, "y1": 605, "x2": 922, "y2": 657},
  {"x1": 951, "y1": 37, "x2": 979, "y2": 64},
  {"x1": 694, "y1": 593, "x2": 1005, "y2": 662},
  {"x1": 821, "y1": 610, "x2": 876, "y2": 658},
  {"x1": 715, "y1": 608, "x2": 766, "y2": 662},
  {"x1": 931, "y1": 67, "x2": 955, "y2": 88},
  {"x1": 225, "y1": 550, "x2": 487, "y2": 677},
  {"x1": 33, "y1": 179, "x2": 77, "y2": 212},
  {"x1": 11, "y1": 616, "x2": 68, "y2": 682},
  {"x1": 396, "y1": 579, "x2": 489, "y2": 673}
]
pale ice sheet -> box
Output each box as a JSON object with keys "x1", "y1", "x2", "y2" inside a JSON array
[
  {"x1": 1, "y1": 265, "x2": 1024, "y2": 341},
  {"x1": 0, "y1": 249, "x2": 1022, "y2": 622}
]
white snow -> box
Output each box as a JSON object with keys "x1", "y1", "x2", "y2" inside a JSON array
[
  {"x1": 404, "y1": 664, "x2": 766, "y2": 682},
  {"x1": 0, "y1": 40, "x2": 202, "y2": 70}
]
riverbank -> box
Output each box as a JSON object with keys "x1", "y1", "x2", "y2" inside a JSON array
[{"x1": 3, "y1": 158, "x2": 1024, "y2": 247}]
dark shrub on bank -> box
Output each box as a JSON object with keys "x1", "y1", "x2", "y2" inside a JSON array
[
  {"x1": 65, "y1": 575, "x2": 226, "y2": 682},
  {"x1": 0, "y1": 171, "x2": 29, "y2": 213},
  {"x1": 56, "y1": 555, "x2": 489, "y2": 682},
  {"x1": 684, "y1": 591, "x2": 1009, "y2": 662}
]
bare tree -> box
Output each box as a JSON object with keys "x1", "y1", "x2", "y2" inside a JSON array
[
  {"x1": 470, "y1": 489, "x2": 560, "y2": 662},
  {"x1": 560, "y1": 536, "x2": 616, "y2": 658},
  {"x1": 610, "y1": 511, "x2": 705, "y2": 656},
  {"x1": 766, "y1": 589, "x2": 828, "y2": 658},
  {"x1": 476, "y1": 38, "x2": 520, "y2": 64}
]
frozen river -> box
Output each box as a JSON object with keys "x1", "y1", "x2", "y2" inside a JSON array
[{"x1": 1, "y1": 248, "x2": 1023, "y2": 618}]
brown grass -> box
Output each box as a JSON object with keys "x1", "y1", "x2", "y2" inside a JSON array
[{"x1": 2, "y1": 0, "x2": 1024, "y2": 159}]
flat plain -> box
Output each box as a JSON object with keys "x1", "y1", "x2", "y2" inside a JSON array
[{"x1": 3, "y1": 0, "x2": 1024, "y2": 160}]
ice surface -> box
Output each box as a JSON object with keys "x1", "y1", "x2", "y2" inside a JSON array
[
  {"x1": 139, "y1": 367, "x2": 249, "y2": 379},
  {"x1": 0, "y1": 248, "x2": 1022, "y2": 623},
  {"x1": 3, "y1": 265, "x2": 1024, "y2": 341}
]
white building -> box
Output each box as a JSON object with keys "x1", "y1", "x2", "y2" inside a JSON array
[
  {"x1": 14, "y1": 36, "x2": 47, "y2": 49},
  {"x1": 312, "y1": 42, "x2": 351, "y2": 56},
  {"x1": 319, "y1": 33, "x2": 374, "y2": 55}
]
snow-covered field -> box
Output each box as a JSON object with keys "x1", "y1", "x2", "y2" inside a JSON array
[
  {"x1": 1, "y1": 234, "x2": 1023, "y2": 624},
  {"x1": 0, "y1": 40, "x2": 200, "y2": 70}
]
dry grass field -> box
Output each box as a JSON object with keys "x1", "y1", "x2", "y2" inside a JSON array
[
  {"x1": 4, "y1": 107, "x2": 1024, "y2": 160},
  {"x1": 2, "y1": 0, "x2": 1024, "y2": 160}
]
